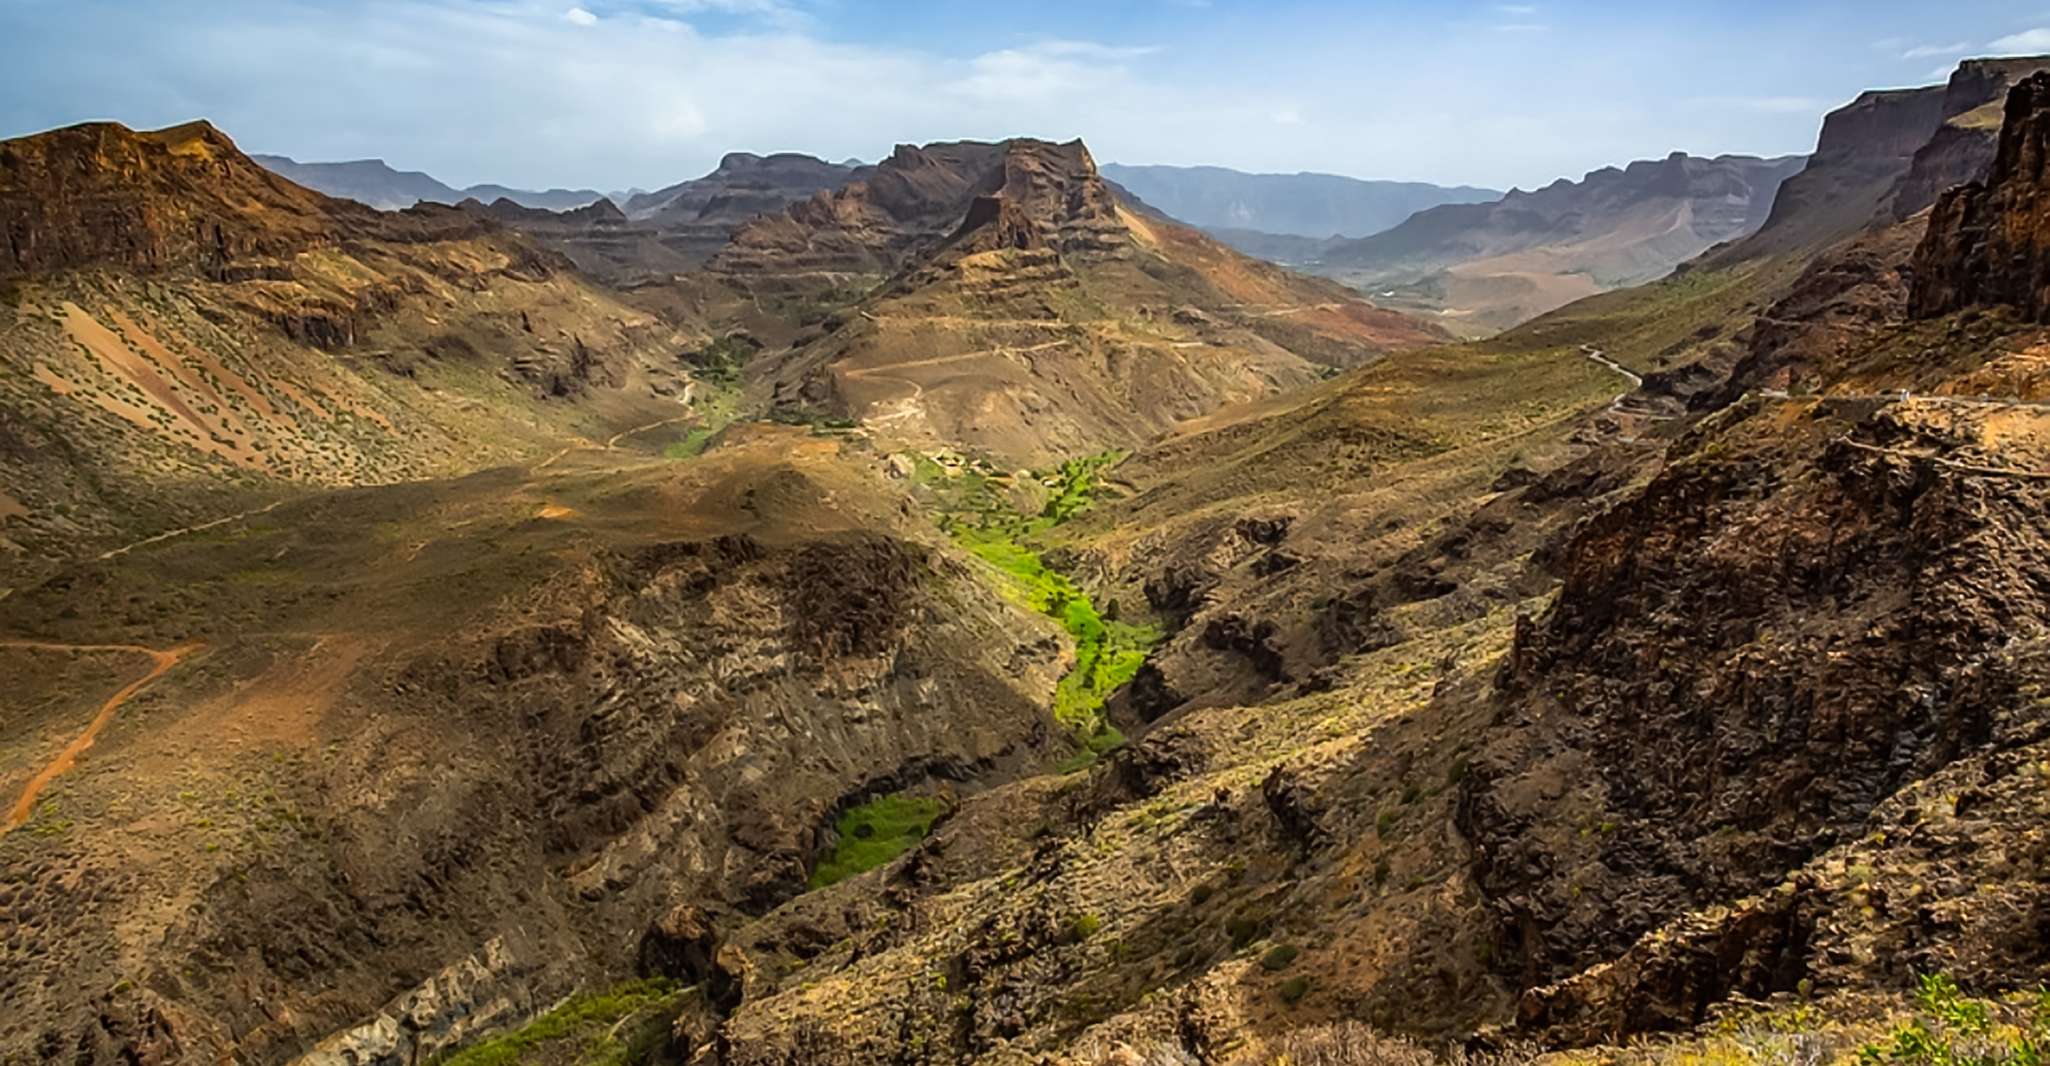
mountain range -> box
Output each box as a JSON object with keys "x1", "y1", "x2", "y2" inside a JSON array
[
  {"x1": 250, "y1": 153, "x2": 613, "y2": 212},
  {"x1": 7, "y1": 49, "x2": 2050, "y2": 1066},
  {"x1": 1098, "y1": 163, "x2": 1499, "y2": 240}
]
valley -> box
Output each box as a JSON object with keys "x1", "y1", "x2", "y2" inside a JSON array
[{"x1": 4, "y1": 30, "x2": 2050, "y2": 1066}]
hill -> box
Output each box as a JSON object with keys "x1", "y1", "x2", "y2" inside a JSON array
[
  {"x1": 0, "y1": 120, "x2": 699, "y2": 592},
  {"x1": 716, "y1": 138, "x2": 1450, "y2": 464}
]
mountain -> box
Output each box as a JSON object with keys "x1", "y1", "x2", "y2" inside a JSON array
[
  {"x1": 464, "y1": 151, "x2": 868, "y2": 284},
  {"x1": 1305, "y1": 151, "x2": 1806, "y2": 334},
  {"x1": 712, "y1": 137, "x2": 1449, "y2": 463},
  {"x1": 683, "y1": 60, "x2": 2050, "y2": 1063},
  {"x1": 250, "y1": 153, "x2": 606, "y2": 212},
  {"x1": 1101, "y1": 162, "x2": 1499, "y2": 239},
  {"x1": 0, "y1": 120, "x2": 695, "y2": 591},
  {"x1": 17, "y1": 57, "x2": 2050, "y2": 1066}
]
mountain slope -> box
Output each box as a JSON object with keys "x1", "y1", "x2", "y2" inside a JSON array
[
  {"x1": 1099, "y1": 163, "x2": 1500, "y2": 239},
  {"x1": 715, "y1": 138, "x2": 1449, "y2": 464},
  {"x1": 664, "y1": 62, "x2": 2050, "y2": 1066},
  {"x1": 1311, "y1": 152, "x2": 1806, "y2": 334},
  {"x1": 251, "y1": 154, "x2": 606, "y2": 212},
  {"x1": 0, "y1": 121, "x2": 696, "y2": 590}
]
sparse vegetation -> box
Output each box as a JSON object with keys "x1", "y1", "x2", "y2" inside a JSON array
[
  {"x1": 427, "y1": 978, "x2": 684, "y2": 1066},
  {"x1": 808, "y1": 793, "x2": 946, "y2": 889},
  {"x1": 1858, "y1": 975, "x2": 2050, "y2": 1066}
]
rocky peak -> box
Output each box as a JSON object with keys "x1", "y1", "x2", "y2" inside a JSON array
[
  {"x1": 711, "y1": 136, "x2": 1131, "y2": 279},
  {"x1": 1910, "y1": 72, "x2": 2050, "y2": 320}
]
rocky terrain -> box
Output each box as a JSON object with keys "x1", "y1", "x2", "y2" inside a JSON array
[
  {"x1": 7, "y1": 51, "x2": 2050, "y2": 1066},
  {"x1": 724, "y1": 138, "x2": 1448, "y2": 464},
  {"x1": 0, "y1": 120, "x2": 697, "y2": 592},
  {"x1": 1307, "y1": 153, "x2": 1807, "y2": 335}
]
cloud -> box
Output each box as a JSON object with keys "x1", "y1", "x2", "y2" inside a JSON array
[
  {"x1": 953, "y1": 40, "x2": 1159, "y2": 103},
  {"x1": 1990, "y1": 27, "x2": 2050, "y2": 53},
  {"x1": 1494, "y1": 3, "x2": 1539, "y2": 13},
  {"x1": 1900, "y1": 41, "x2": 1966, "y2": 59},
  {"x1": 0, "y1": 0, "x2": 1850, "y2": 194}
]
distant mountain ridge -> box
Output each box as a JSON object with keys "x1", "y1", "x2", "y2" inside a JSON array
[
  {"x1": 1100, "y1": 162, "x2": 1499, "y2": 239},
  {"x1": 1309, "y1": 150, "x2": 1808, "y2": 333},
  {"x1": 250, "y1": 153, "x2": 607, "y2": 212}
]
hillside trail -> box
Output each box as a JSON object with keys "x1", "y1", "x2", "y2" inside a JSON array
[
  {"x1": 97, "y1": 500, "x2": 286, "y2": 562},
  {"x1": 537, "y1": 408, "x2": 698, "y2": 470},
  {"x1": 0, "y1": 639, "x2": 200, "y2": 835}
]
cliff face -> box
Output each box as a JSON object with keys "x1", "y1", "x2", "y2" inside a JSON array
[
  {"x1": 1912, "y1": 72, "x2": 2050, "y2": 321},
  {"x1": 709, "y1": 138, "x2": 1128, "y2": 283},
  {"x1": 1890, "y1": 58, "x2": 2050, "y2": 220},
  {"x1": 1451, "y1": 73, "x2": 2050, "y2": 1045},
  {"x1": 1725, "y1": 87, "x2": 1946, "y2": 260},
  {"x1": 0, "y1": 122, "x2": 483, "y2": 280}
]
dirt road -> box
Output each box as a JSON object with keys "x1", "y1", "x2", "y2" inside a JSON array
[{"x1": 0, "y1": 640, "x2": 200, "y2": 834}]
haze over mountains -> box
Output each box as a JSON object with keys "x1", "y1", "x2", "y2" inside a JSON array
[
  {"x1": 10, "y1": 23, "x2": 2050, "y2": 1066},
  {"x1": 250, "y1": 154, "x2": 613, "y2": 213}
]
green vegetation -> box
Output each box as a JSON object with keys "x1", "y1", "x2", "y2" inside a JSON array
[
  {"x1": 808, "y1": 793, "x2": 947, "y2": 890},
  {"x1": 1261, "y1": 943, "x2": 1301, "y2": 971},
  {"x1": 663, "y1": 427, "x2": 715, "y2": 460},
  {"x1": 1068, "y1": 913, "x2": 1104, "y2": 943},
  {"x1": 1858, "y1": 975, "x2": 2050, "y2": 1066},
  {"x1": 427, "y1": 978, "x2": 684, "y2": 1066},
  {"x1": 929, "y1": 451, "x2": 1159, "y2": 758}
]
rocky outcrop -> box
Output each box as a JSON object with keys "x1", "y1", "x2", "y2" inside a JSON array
[
  {"x1": 1912, "y1": 72, "x2": 2050, "y2": 321},
  {"x1": 710, "y1": 138, "x2": 1127, "y2": 283},
  {"x1": 1459, "y1": 168, "x2": 2050, "y2": 1040},
  {"x1": 1890, "y1": 57, "x2": 2050, "y2": 220}
]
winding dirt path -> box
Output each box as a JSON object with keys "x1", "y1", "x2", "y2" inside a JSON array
[
  {"x1": 98, "y1": 500, "x2": 285, "y2": 562},
  {"x1": 0, "y1": 639, "x2": 200, "y2": 834}
]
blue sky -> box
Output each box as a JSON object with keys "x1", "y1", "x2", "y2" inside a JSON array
[{"x1": 2, "y1": 0, "x2": 2047, "y2": 192}]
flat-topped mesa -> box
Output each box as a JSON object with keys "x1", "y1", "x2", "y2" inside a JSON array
[
  {"x1": 0, "y1": 119, "x2": 485, "y2": 280},
  {"x1": 1911, "y1": 72, "x2": 2050, "y2": 321}
]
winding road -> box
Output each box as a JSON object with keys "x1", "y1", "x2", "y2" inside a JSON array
[{"x1": 0, "y1": 639, "x2": 199, "y2": 835}]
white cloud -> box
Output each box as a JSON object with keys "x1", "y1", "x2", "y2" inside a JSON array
[
  {"x1": 1990, "y1": 28, "x2": 2050, "y2": 53},
  {"x1": 953, "y1": 40, "x2": 1158, "y2": 103},
  {"x1": 1900, "y1": 41, "x2": 1966, "y2": 59},
  {"x1": 563, "y1": 7, "x2": 597, "y2": 26},
  {"x1": 0, "y1": 0, "x2": 1857, "y2": 194},
  {"x1": 1494, "y1": 3, "x2": 1539, "y2": 13}
]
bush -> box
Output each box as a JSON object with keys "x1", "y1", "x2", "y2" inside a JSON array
[
  {"x1": 1068, "y1": 913, "x2": 1103, "y2": 943},
  {"x1": 1279, "y1": 976, "x2": 1312, "y2": 1006},
  {"x1": 1858, "y1": 974, "x2": 2050, "y2": 1066},
  {"x1": 1261, "y1": 943, "x2": 1301, "y2": 971}
]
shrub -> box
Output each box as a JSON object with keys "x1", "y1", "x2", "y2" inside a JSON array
[
  {"x1": 1261, "y1": 943, "x2": 1301, "y2": 971},
  {"x1": 1857, "y1": 974, "x2": 2050, "y2": 1066},
  {"x1": 1068, "y1": 913, "x2": 1103, "y2": 943},
  {"x1": 1279, "y1": 976, "x2": 1312, "y2": 1006}
]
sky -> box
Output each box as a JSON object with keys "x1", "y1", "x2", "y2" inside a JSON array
[{"x1": 3, "y1": 0, "x2": 2049, "y2": 194}]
